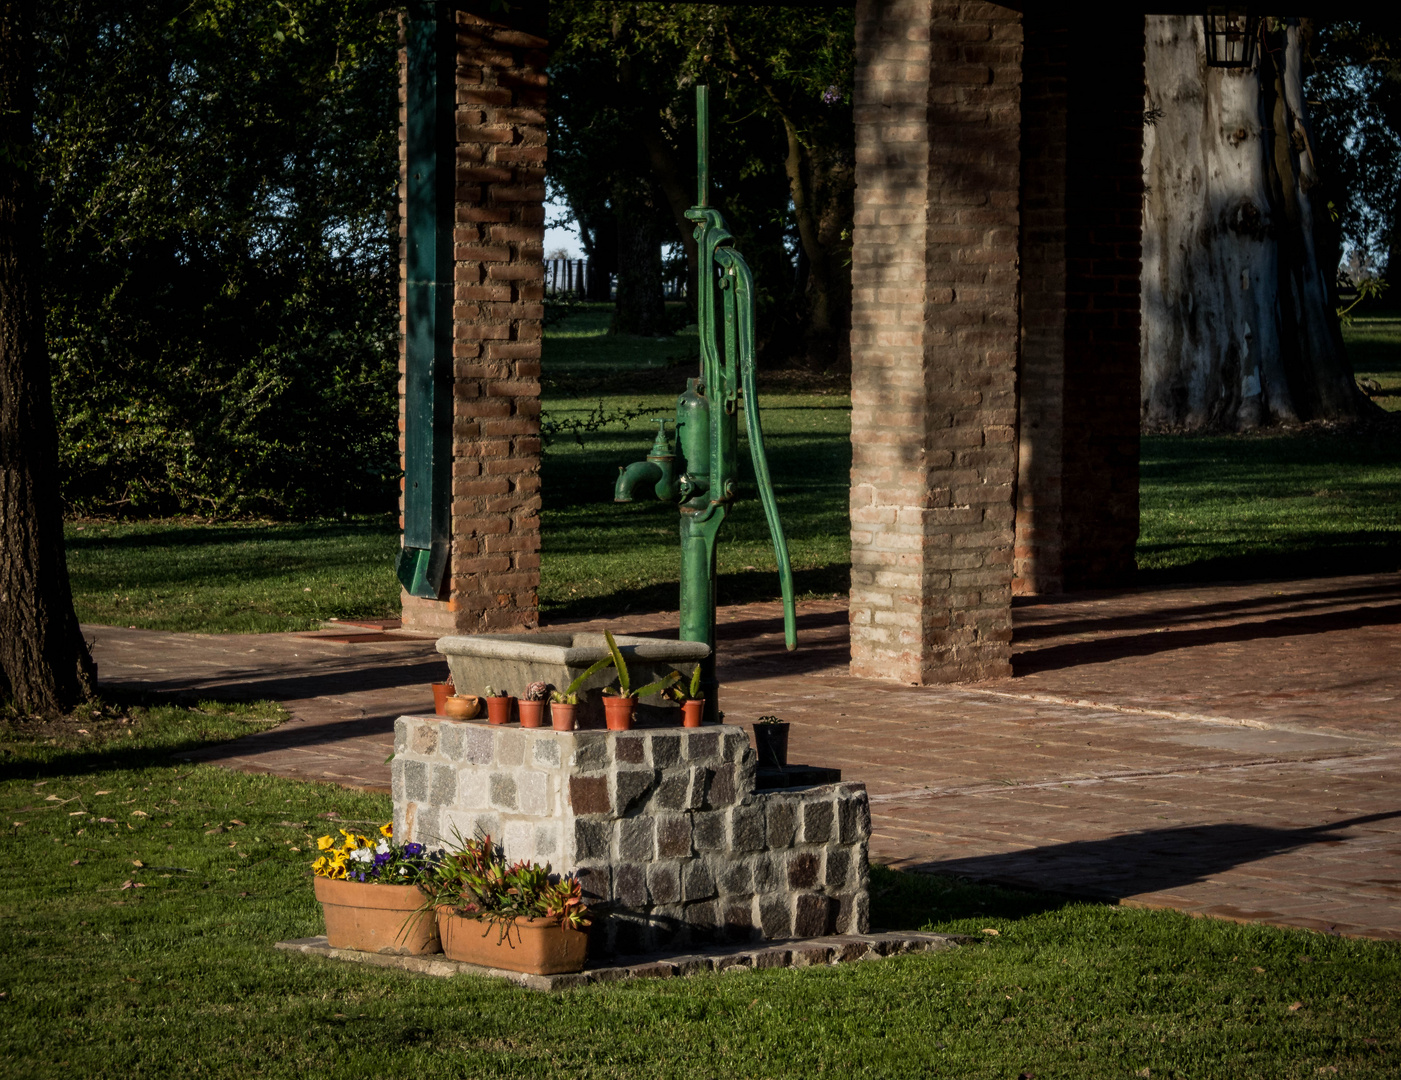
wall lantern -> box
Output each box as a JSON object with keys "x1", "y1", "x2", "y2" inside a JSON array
[{"x1": 1203, "y1": 8, "x2": 1260, "y2": 68}]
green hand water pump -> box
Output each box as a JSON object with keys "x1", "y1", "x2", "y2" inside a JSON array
[{"x1": 613, "y1": 86, "x2": 797, "y2": 711}]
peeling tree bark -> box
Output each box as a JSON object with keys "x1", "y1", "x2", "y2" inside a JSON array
[
  {"x1": 1142, "y1": 16, "x2": 1362, "y2": 430},
  {"x1": 0, "y1": 0, "x2": 96, "y2": 714}
]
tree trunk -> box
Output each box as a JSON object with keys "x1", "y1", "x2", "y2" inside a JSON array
[
  {"x1": 1141, "y1": 15, "x2": 1363, "y2": 430},
  {"x1": 610, "y1": 190, "x2": 667, "y2": 336},
  {"x1": 0, "y1": 0, "x2": 96, "y2": 713}
]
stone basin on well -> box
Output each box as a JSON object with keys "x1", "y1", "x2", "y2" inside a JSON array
[{"x1": 437, "y1": 633, "x2": 710, "y2": 728}]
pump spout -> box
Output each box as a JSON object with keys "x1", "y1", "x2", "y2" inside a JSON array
[{"x1": 615, "y1": 460, "x2": 665, "y2": 503}]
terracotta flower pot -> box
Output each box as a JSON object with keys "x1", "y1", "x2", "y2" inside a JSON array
[
  {"x1": 431, "y1": 682, "x2": 453, "y2": 716},
  {"x1": 603, "y1": 694, "x2": 637, "y2": 731},
  {"x1": 518, "y1": 699, "x2": 546, "y2": 728},
  {"x1": 550, "y1": 702, "x2": 577, "y2": 731},
  {"x1": 314, "y1": 876, "x2": 439, "y2": 955},
  {"x1": 437, "y1": 910, "x2": 588, "y2": 974},
  {"x1": 681, "y1": 699, "x2": 705, "y2": 727},
  {"x1": 443, "y1": 695, "x2": 480, "y2": 721},
  {"x1": 486, "y1": 696, "x2": 515, "y2": 725}
]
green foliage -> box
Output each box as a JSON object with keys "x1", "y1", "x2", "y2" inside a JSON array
[
  {"x1": 36, "y1": 0, "x2": 401, "y2": 517},
  {"x1": 424, "y1": 832, "x2": 592, "y2": 930},
  {"x1": 3, "y1": 708, "x2": 1401, "y2": 1077}
]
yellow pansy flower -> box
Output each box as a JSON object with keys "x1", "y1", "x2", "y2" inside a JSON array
[
  {"x1": 317, "y1": 835, "x2": 334, "y2": 851},
  {"x1": 379, "y1": 823, "x2": 393, "y2": 839}
]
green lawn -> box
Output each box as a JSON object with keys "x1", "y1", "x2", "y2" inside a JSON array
[
  {"x1": 64, "y1": 307, "x2": 1401, "y2": 631},
  {"x1": 3, "y1": 708, "x2": 1398, "y2": 1079}
]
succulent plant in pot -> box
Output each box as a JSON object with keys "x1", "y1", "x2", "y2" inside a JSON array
[
  {"x1": 548, "y1": 656, "x2": 612, "y2": 731},
  {"x1": 601, "y1": 630, "x2": 679, "y2": 731},
  {"x1": 483, "y1": 684, "x2": 515, "y2": 726},
  {"x1": 666, "y1": 664, "x2": 706, "y2": 727},
  {"x1": 519, "y1": 681, "x2": 550, "y2": 729}
]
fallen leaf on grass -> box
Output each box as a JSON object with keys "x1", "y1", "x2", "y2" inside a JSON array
[
  {"x1": 45, "y1": 795, "x2": 62, "y2": 802},
  {"x1": 119, "y1": 880, "x2": 146, "y2": 890},
  {"x1": 132, "y1": 860, "x2": 144, "y2": 868},
  {"x1": 70, "y1": 859, "x2": 81, "y2": 866},
  {"x1": 162, "y1": 822, "x2": 173, "y2": 828},
  {"x1": 131, "y1": 811, "x2": 148, "y2": 817},
  {"x1": 69, "y1": 811, "x2": 86, "y2": 816},
  {"x1": 97, "y1": 817, "x2": 116, "y2": 824},
  {"x1": 11, "y1": 821, "x2": 24, "y2": 828},
  {"x1": 94, "y1": 790, "x2": 111, "y2": 796},
  {"x1": 76, "y1": 729, "x2": 90, "y2": 735},
  {"x1": 1288, "y1": 1002, "x2": 1304, "y2": 1012},
  {"x1": 229, "y1": 820, "x2": 245, "y2": 827},
  {"x1": 205, "y1": 827, "x2": 224, "y2": 835},
  {"x1": 981, "y1": 928, "x2": 1000, "y2": 936},
  {"x1": 1253, "y1": 966, "x2": 1265, "y2": 973}
]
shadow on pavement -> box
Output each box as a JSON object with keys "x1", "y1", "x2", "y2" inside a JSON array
[{"x1": 897, "y1": 810, "x2": 1401, "y2": 902}]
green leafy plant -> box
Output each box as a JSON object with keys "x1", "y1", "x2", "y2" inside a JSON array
[
  {"x1": 755, "y1": 714, "x2": 785, "y2": 725},
  {"x1": 602, "y1": 629, "x2": 679, "y2": 700},
  {"x1": 667, "y1": 664, "x2": 704, "y2": 703},
  {"x1": 423, "y1": 832, "x2": 591, "y2": 932},
  {"x1": 549, "y1": 655, "x2": 613, "y2": 706}
]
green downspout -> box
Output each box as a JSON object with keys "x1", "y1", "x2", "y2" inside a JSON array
[{"x1": 396, "y1": 2, "x2": 455, "y2": 599}]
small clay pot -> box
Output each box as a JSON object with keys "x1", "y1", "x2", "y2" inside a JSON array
[
  {"x1": 518, "y1": 699, "x2": 546, "y2": 729},
  {"x1": 431, "y1": 682, "x2": 453, "y2": 716},
  {"x1": 443, "y1": 695, "x2": 480, "y2": 721},
  {"x1": 486, "y1": 695, "x2": 515, "y2": 725},
  {"x1": 603, "y1": 694, "x2": 636, "y2": 732},
  {"x1": 681, "y1": 699, "x2": 705, "y2": 728},
  {"x1": 550, "y1": 702, "x2": 577, "y2": 732}
]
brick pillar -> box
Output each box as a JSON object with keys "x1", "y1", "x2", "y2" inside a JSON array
[
  {"x1": 399, "y1": 5, "x2": 546, "y2": 634},
  {"x1": 849, "y1": 0, "x2": 1022, "y2": 684},
  {"x1": 1013, "y1": 12, "x2": 1143, "y2": 595}
]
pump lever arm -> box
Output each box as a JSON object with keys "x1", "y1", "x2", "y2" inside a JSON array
[{"x1": 715, "y1": 248, "x2": 797, "y2": 651}]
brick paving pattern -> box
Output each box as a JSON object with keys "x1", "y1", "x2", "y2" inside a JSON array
[{"x1": 89, "y1": 571, "x2": 1401, "y2": 941}]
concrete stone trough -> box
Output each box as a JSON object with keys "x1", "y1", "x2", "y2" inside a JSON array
[
  {"x1": 393, "y1": 715, "x2": 871, "y2": 957},
  {"x1": 437, "y1": 632, "x2": 710, "y2": 728}
]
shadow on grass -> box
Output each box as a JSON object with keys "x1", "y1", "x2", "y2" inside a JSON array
[
  {"x1": 65, "y1": 519, "x2": 397, "y2": 553},
  {"x1": 1137, "y1": 537, "x2": 1401, "y2": 587},
  {"x1": 869, "y1": 864, "x2": 1083, "y2": 930}
]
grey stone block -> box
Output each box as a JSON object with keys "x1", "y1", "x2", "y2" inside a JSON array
[
  {"x1": 729, "y1": 804, "x2": 765, "y2": 853},
  {"x1": 393, "y1": 719, "x2": 409, "y2": 756},
  {"x1": 787, "y1": 850, "x2": 820, "y2": 890},
  {"x1": 403, "y1": 760, "x2": 428, "y2": 803},
  {"x1": 751, "y1": 853, "x2": 781, "y2": 893},
  {"x1": 438, "y1": 722, "x2": 464, "y2": 761},
  {"x1": 390, "y1": 760, "x2": 406, "y2": 803},
  {"x1": 571, "y1": 733, "x2": 610, "y2": 771},
  {"x1": 652, "y1": 771, "x2": 689, "y2": 812},
  {"x1": 573, "y1": 818, "x2": 611, "y2": 860},
  {"x1": 503, "y1": 819, "x2": 533, "y2": 862},
  {"x1": 719, "y1": 860, "x2": 752, "y2": 896},
  {"x1": 766, "y1": 798, "x2": 798, "y2": 848},
  {"x1": 707, "y1": 763, "x2": 736, "y2": 808},
  {"x1": 723, "y1": 899, "x2": 756, "y2": 940},
  {"x1": 614, "y1": 769, "x2": 656, "y2": 816},
  {"x1": 685, "y1": 900, "x2": 720, "y2": 935},
  {"x1": 429, "y1": 764, "x2": 456, "y2": 806},
  {"x1": 618, "y1": 816, "x2": 656, "y2": 861},
  {"x1": 825, "y1": 846, "x2": 851, "y2": 889},
  {"x1": 532, "y1": 735, "x2": 560, "y2": 768},
  {"x1": 681, "y1": 859, "x2": 716, "y2": 901},
  {"x1": 656, "y1": 815, "x2": 692, "y2": 858},
  {"x1": 684, "y1": 731, "x2": 719, "y2": 762},
  {"x1": 533, "y1": 822, "x2": 559, "y2": 859},
  {"x1": 838, "y1": 791, "x2": 871, "y2": 843},
  {"x1": 759, "y1": 894, "x2": 792, "y2": 939},
  {"x1": 691, "y1": 811, "x2": 725, "y2": 852},
  {"x1": 488, "y1": 773, "x2": 517, "y2": 811},
  {"x1": 685, "y1": 766, "x2": 709, "y2": 810},
  {"x1": 456, "y1": 769, "x2": 488, "y2": 810},
  {"x1": 721, "y1": 729, "x2": 749, "y2": 763},
  {"x1": 414, "y1": 806, "x2": 442, "y2": 847},
  {"x1": 496, "y1": 730, "x2": 526, "y2": 767},
  {"x1": 801, "y1": 800, "x2": 834, "y2": 844},
  {"x1": 649, "y1": 733, "x2": 681, "y2": 769},
  {"x1": 576, "y1": 863, "x2": 611, "y2": 902},
  {"x1": 464, "y1": 725, "x2": 493, "y2": 765},
  {"x1": 410, "y1": 722, "x2": 438, "y2": 757},
  {"x1": 616, "y1": 863, "x2": 648, "y2": 909},
  {"x1": 517, "y1": 771, "x2": 550, "y2": 816},
  {"x1": 647, "y1": 862, "x2": 681, "y2": 905}
]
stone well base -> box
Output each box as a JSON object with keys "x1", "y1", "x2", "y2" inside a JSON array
[{"x1": 392, "y1": 715, "x2": 871, "y2": 954}]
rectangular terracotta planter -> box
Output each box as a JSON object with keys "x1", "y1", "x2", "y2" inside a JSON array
[
  {"x1": 437, "y1": 910, "x2": 588, "y2": 974},
  {"x1": 314, "y1": 875, "x2": 440, "y2": 955}
]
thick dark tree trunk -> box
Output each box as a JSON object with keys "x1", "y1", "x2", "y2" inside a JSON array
[
  {"x1": 611, "y1": 190, "x2": 666, "y2": 336},
  {"x1": 0, "y1": 0, "x2": 96, "y2": 713},
  {"x1": 1142, "y1": 16, "x2": 1362, "y2": 430}
]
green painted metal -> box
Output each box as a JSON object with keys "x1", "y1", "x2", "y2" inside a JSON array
[
  {"x1": 614, "y1": 85, "x2": 798, "y2": 714},
  {"x1": 397, "y1": 2, "x2": 455, "y2": 599}
]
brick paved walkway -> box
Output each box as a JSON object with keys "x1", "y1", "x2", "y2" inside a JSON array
[{"x1": 88, "y1": 571, "x2": 1401, "y2": 941}]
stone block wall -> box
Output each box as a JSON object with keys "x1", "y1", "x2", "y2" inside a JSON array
[
  {"x1": 849, "y1": 0, "x2": 1023, "y2": 684},
  {"x1": 392, "y1": 716, "x2": 871, "y2": 955},
  {"x1": 399, "y1": 4, "x2": 547, "y2": 634}
]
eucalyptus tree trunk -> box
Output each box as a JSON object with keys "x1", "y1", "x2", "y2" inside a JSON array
[
  {"x1": 0, "y1": 0, "x2": 96, "y2": 713},
  {"x1": 1141, "y1": 15, "x2": 1363, "y2": 430}
]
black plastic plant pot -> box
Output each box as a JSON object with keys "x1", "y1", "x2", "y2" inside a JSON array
[{"x1": 753, "y1": 722, "x2": 790, "y2": 768}]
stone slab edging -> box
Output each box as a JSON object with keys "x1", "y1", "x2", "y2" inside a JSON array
[{"x1": 275, "y1": 930, "x2": 965, "y2": 992}]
